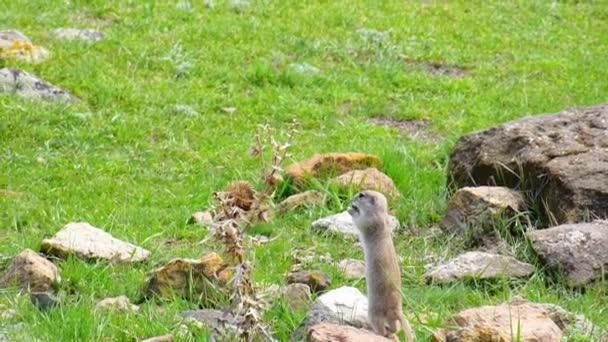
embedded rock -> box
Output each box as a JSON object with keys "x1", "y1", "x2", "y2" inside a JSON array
[
  {"x1": 286, "y1": 153, "x2": 381, "y2": 183},
  {"x1": 139, "y1": 335, "x2": 174, "y2": 342},
  {"x1": 307, "y1": 323, "x2": 392, "y2": 342},
  {"x1": 528, "y1": 221, "x2": 608, "y2": 286},
  {"x1": 287, "y1": 270, "x2": 331, "y2": 293},
  {"x1": 424, "y1": 251, "x2": 534, "y2": 284},
  {"x1": 0, "y1": 249, "x2": 59, "y2": 293},
  {"x1": 0, "y1": 30, "x2": 48, "y2": 62},
  {"x1": 441, "y1": 186, "x2": 524, "y2": 237},
  {"x1": 312, "y1": 211, "x2": 399, "y2": 238},
  {"x1": 52, "y1": 28, "x2": 105, "y2": 42},
  {"x1": 144, "y1": 253, "x2": 231, "y2": 299},
  {"x1": 277, "y1": 191, "x2": 325, "y2": 213},
  {"x1": 290, "y1": 286, "x2": 369, "y2": 341},
  {"x1": 40, "y1": 222, "x2": 150, "y2": 263},
  {"x1": 448, "y1": 104, "x2": 608, "y2": 224},
  {"x1": 0, "y1": 68, "x2": 76, "y2": 102},
  {"x1": 338, "y1": 259, "x2": 365, "y2": 280},
  {"x1": 96, "y1": 295, "x2": 139, "y2": 312},
  {"x1": 335, "y1": 168, "x2": 400, "y2": 198},
  {"x1": 284, "y1": 283, "x2": 312, "y2": 310},
  {"x1": 180, "y1": 309, "x2": 237, "y2": 335}
]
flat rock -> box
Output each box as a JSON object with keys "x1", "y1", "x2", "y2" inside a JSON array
[
  {"x1": 40, "y1": 222, "x2": 150, "y2": 263},
  {"x1": 139, "y1": 335, "x2": 174, "y2": 342},
  {"x1": 286, "y1": 153, "x2": 381, "y2": 183},
  {"x1": 287, "y1": 270, "x2": 331, "y2": 293},
  {"x1": 432, "y1": 301, "x2": 562, "y2": 341},
  {"x1": 312, "y1": 211, "x2": 399, "y2": 239},
  {"x1": 289, "y1": 63, "x2": 320, "y2": 75},
  {"x1": 290, "y1": 286, "x2": 369, "y2": 341},
  {"x1": 96, "y1": 295, "x2": 139, "y2": 312},
  {"x1": 441, "y1": 186, "x2": 524, "y2": 238},
  {"x1": 277, "y1": 191, "x2": 325, "y2": 213},
  {"x1": 335, "y1": 168, "x2": 400, "y2": 198},
  {"x1": 144, "y1": 253, "x2": 231, "y2": 299},
  {"x1": 0, "y1": 68, "x2": 76, "y2": 102},
  {"x1": 447, "y1": 103, "x2": 608, "y2": 225},
  {"x1": 528, "y1": 221, "x2": 608, "y2": 286},
  {"x1": 0, "y1": 249, "x2": 59, "y2": 293},
  {"x1": 52, "y1": 28, "x2": 105, "y2": 42},
  {"x1": 307, "y1": 323, "x2": 392, "y2": 342},
  {"x1": 284, "y1": 283, "x2": 312, "y2": 310},
  {"x1": 338, "y1": 259, "x2": 365, "y2": 280},
  {"x1": 424, "y1": 251, "x2": 534, "y2": 284},
  {"x1": 0, "y1": 30, "x2": 48, "y2": 62}
]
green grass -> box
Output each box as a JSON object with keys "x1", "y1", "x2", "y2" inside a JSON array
[{"x1": 1, "y1": 0, "x2": 608, "y2": 341}]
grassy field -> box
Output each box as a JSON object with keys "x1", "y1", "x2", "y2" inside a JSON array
[{"x1": 1, "y1": 0, "x2": 608, "y2": 341}]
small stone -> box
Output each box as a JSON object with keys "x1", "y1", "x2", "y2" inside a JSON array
[
  {"x1": 287, "y1": 270, "x2": 331, "y2": 293},
  {"x1": 286, "y1": 153, "x2": 381, "y2": 183},
  {"x1": 144, "y1": 253, "x2": 231, "y2": 299},
  {"x1": 188, "y1": 211, "x2": 213, "y2": 226},
  {"x1": 180, "y1": 309, "x2": 237, "y2": 335},
  {"x1": 175, "y1": 0, "x2": 194, "y2": 11},
  {"x1": 424, "y1": 251, "x2": 534, "y2": 284},
  {"x1": 290, "y1": 286, "x2": 369, "y2": 341},
  {"x1": 0, "y1": 249, "x2": 60, "y2": 293},
  {"x1": 277, "y1": 191, "x2": 324, "y2": 213},
  {"x1": 139, "y1": 334, "x2": 174, "y2": 342},
  {"x1": 40, "y1": 222, "x2": 150, "y2": 264},
  {"x1": 335, "y1": 168, "x2": 400, "y2": 198},
  {"x1": 221, "y1": 107, "x2": 237, "y2": 114},
  {"x1": 307, "y1": 323, "x2": 392, "y2": 342},
  {"x1": 528, "y1": 220, "x2": 608, "y2": 287},
  {"x1": 312, "y1": 211, "x2": 399, "y2": 239},
  {"x1": 356, "y1": 28, "x2": 389, "y2": 43},
  {"x1": 289, "y1": 63, "x2": 320, "y2": 75},
  {"x1": 52, "y1": 28, "x2": 105, "y2": 42},
  {"x1": 0, "y1": 30, "x2": 48, "y2": 63},
  {"x1": 0, "y1": 68, "x2": 77, "y2": 102},
  {"x1": 284, "y1": 283, "x2": 312, "y2": 310},
  {"x1": 96, "y1": 295, "x2": 139, "y2": 312},
  {"x1": 171, "y1": 104, "x2": 199, "y2": 116},
  {"x1": 229, "y1": 0, "x2": 250, "y2": 11},
  {"x1": 30, "y1": 292, "x2": 59, "y2": 311},
  {"x1": 441, "y1": 186, "x2": 524, "y2": 237},
  {"x1": 338, "y1": 259, "x2": 365, "y2": 280},
  {"x1": 0, "y1": 309, "x2": 16, "y2": 320}
]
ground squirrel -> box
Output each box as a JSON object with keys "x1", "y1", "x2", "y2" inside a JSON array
[{"x1": 348, "y1": 190, "x2": 414, "y2": 341}]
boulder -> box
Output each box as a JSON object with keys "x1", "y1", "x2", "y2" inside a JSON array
[
  {"x1": 307, "y1": 323, "x2": 392, "y2": 342},
  {"x1": 286, "y1": 153, "x2": 381, "y2": 183},
  {"x1": 290, "y1": 286, "x2": 369, "y2": 341},
  {"x1": 0, "y1": 249, "x2": 59, "y2": 293},
  {"x1": 447, "y1": 104, "x2": 608, "y2": 225},
  {"x1": 432, "y1": 301, "x2": 562, "y2": 341},
  {"x1": 312, "y1": 211, "x2": 399, "y2": 239},
  {"x1": 335, "y1": 168, "x2": 400, "y2": 198},
  {"x1": 52, "y1": 28, "x2": 105, "y2": 42},
  {"x1": 40, "y1": 222, "x2": 150, "y2": 264},
  {"x1": 441, "y1": 186, "x2": 525, "y2": 237},
  {"x1": 277, "y1": 191, "x2": 325, "y2": 213},
  {"x1": 284, "y1": 283, "x2": 312, "y2": 310},
  {"x1": 287, "y1": 270, "x2": 331, "y2": 293},
  {"x1": 424, "y1": 251, "x2": 534, "y2": 284},
  {"x1": 337, "y1": 259, "x2": 365, "y2": 280},
  {"x1": 0, "y1": 68, "x2": 76, "y2": 102},
  {"x1": 144, "y1": 253, "x2": 231, "y2": 299},
  {"x1": 0, "y1": 30, "x2": 48, "y2": 62},
  {"x1": 96, "y1": 295, "x2": 139, "y2": 312},
  {"x1": 528, "y1": 221, "x2": 608, "y2": 286}
]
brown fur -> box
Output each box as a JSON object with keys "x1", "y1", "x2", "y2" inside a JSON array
[{"x1": 348, "y1": 190, "x2": 414, "y2": 341}]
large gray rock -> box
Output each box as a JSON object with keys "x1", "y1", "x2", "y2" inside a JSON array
[
  {"x1": 0, "y1": 249, "x2": 59, "y2": 293},
  {"x1": 447, "y1": 104, "x2": 608, "y2": 225},
  {"x1": 424, "y1": 251, "x2": 534, "y2": 284},
  {"x1": 40, "y1": 222, "x2": 150, "y2": 264},
  {"x1": 528, "y1": 221, "x2": 608, "y2": 287},
  {"x1": 291, "y1": 286, "x2": 369, "y2": 341},
  {"x1": 0, "y1": 68, "x2": 76, "y2": 102},
  {"x1": 312, "y1": 211, "x2": 399, "y2": 238}
]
